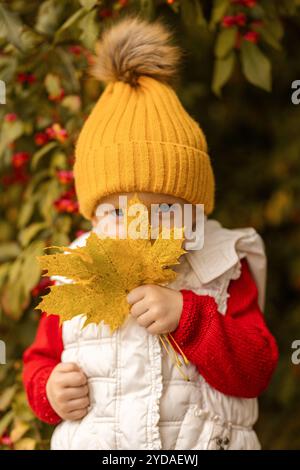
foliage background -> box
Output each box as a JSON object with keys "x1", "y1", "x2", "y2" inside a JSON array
[{"x1": 0, "y1": 0, "x2": 300, "y2": 450}]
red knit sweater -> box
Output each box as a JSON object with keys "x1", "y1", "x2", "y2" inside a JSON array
[{"x1": 22, "y1": 258, "x2": 278, "y2": 425}]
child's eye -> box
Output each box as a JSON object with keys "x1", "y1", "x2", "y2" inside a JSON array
[
  {"x1": 158, "y1": 203, "x2": 172, "y2": 213},
  {"x1": 111, "y1": 208, "x2": 124, "y2": 217}
]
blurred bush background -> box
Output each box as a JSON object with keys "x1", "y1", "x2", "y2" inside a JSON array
[{"x1": 0, "y1": 0, "x2": 300, "y2": 450}]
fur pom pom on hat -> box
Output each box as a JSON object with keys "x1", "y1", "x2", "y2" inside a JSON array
[
  {"x1": 89, "y1": 15, "x2": 183, "y2": 87},
  {"x1": 74, "y1": 14, "x2": 215, "y2": 220}
]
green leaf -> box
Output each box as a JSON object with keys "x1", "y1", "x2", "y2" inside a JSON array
[
  {"x1": 38, "y1": 179, "x2": 61, "y2": 223},
  {"x1": 35, "y1": 0, "x2": 65, "y2": 36},
  {"x1": 0, "y1": 263, "x2": 10, "y2": 289},
  {"x1": 0, "y1": 55, "x2": 17, "y2": 82},
  {"x1": 44, "y1": 73, "x2": 61, "y2": 97},
  {"x1": 31, "y1": 142, "x2": 57, "y2": 170},
  {"x1": 0, "y1": 4, "x2": 24, "y2": 51},
  {"x1": 55, "y1": 47, "x2": 80, "y2": 92},
  {"x1": 18, "y1": 223, "x2": 48, "y2": 248},
  {"x1": 181, "y1": 0, "x2": 206, "y2": 28},
  {"x1": 51, "y1": 231, "x2": 70, "y2": 247},
  {"x1": 258, "y1": 26, "x2": 282, "y2": 51},
  {"x1": 20, "y1": 29, "x2": 44, "y2": 52},
  {"x1": 22, "y1": 252, "x2": 43, "y2": 295},
  {"x1": 240, "y1": 41, "x2": 271, "y2": 92},
  {"x1": 55, "y1": 215, "x2": 72, "y2": 234},
  {"x1": 50, "y1": 151, "x2": 67, "y2": 169},
  {"x1": 79, "y1": 0, "x2": 98, "y2": 9},
  {"x1": 256, "y1": 18, "x2": 283, "y2": 51},
  {"x1": 79, "y1": 9, "x2": 99, "y2": 50},
  {"x1": 0, "y1": 243, "x2": 20, "y2": 262},
  {"x1": 0, "y1": 385, "x2": 17, "y2": 411},
  {"x1": 0, "y1": 120, "x2": 24, "y2": 158},
  {"x1": 14, "y1": 438, "x2": 36, "y2": 450},
  {"x1": 0, "y1": 411, "x2": 14, "y2": 437},
  {"x1": 17, "y1": 200, "x2": 35, "y2": 229},
  {"x1": 1, "y1": 280, "x2": 29, "y2": 320},
  {"x1": 25, "y1": 240, "x2": 46, "y2": 257},
  {"x1": 10, "y1": 420, "x2": 30, "y2": 443},
  {"x1": 212, "y1": 52, "x2": 235, "y2": 96},
  {"x1": 215, "y1": 27, "x2": 237, "y2": 58},
  {"x1": 54, "y1": 7, "x2": 87, "y2": 43},
  {"x1": 210, "y1": 0, "x2": 230, "y2": 28},
  {"x1": 8, "y1": 257, "x2": 23, "y2": 285},
  {"x1": 24, "y1": 169, "x2": 52, "y2": 199},
  {"x1": 61, "y1": 95, "x2": 81, "y2": 113}
]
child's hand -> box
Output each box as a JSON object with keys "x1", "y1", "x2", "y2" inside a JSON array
[
  {"x1": 127, "y1": 285, "x2": 183, "y2": 335},
  {"x1": 46, "y1": 362, "x2": 90, "y2": 421}
]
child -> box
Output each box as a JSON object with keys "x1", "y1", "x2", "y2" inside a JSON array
[{"x1": 23, "y1": 15, "x2": 278, "y2": 450}]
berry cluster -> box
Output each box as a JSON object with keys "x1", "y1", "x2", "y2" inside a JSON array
[{"x1": 222, "y1": 0, "x2": 261, "y2": 47}]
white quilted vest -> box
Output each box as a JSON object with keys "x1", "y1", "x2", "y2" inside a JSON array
[{"x1": 50, "y1": 217, "x2": 266, "y2": 450}]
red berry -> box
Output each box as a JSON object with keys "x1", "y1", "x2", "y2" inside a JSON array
[
  {"x1": 4, "y1": 113, "x2": 18, "y2": 122},
  {"x1": 244, "y1": 0, "x2": 256, "y2": 7},
  {"x1": 222, "y1": 15, "x2": 236, "y2": 28},
  {"x1": 244, "y1": 31, "x2": 259, "y2": 44},
  {"x1": 12, "y1": 152, "x2": 30, "y2": 168},
  {"x1": 45, "y1": 127, "x2": 56, "y2": 138},
  {"x1": 34, "y1": 132, "x2": 49, "y2": 146},
  {"x1": 14, "y1": 168, "x2": 29, "y2": 184},
  {"x1": 54, "y1": 198, "x2": 78, "y2": 213},
  {"x1": 235, "y1": 13, "x2": 247, "y2": 26},
  {"x1": 31, "y1": 277, "x2": 55, "y2": 297},
  {"x1": 17, "y1": 72, "x2": 27, "y2": 83},
  {"x1": 99, "y1": 8, "x2": 112, "y2": 18},
  {"x1": 231, "y1": 0, "x2": 256, "y2": 6},
  {"x1": 223, "y1": 12, "x2": 247, "y2": 27},
  {"x1": 68, "y1": 45, "x2": 82, "y2": 55},
  {"x1": 56, "y1": 170, "x2": 74, "y2": 184},
  {"x1": 243, "y1": 31, "x2": 259, "y2": 43},
  {"x1": 17, "y1": 72, "x2": 36, "y2": 85},
  {"x1": 62, "y1": 187, "x2": 76, "y2": 199},
  {"x1": 46, "y1": 124, "x2": 68, "y2": 142},
  {"x1": 0, "y1": 434, "x2": 13, "y2": 448},
  {"x1": 27, "y1": 73, "x2": 36, "y2": 84}
]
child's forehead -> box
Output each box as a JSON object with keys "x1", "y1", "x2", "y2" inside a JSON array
[{"x1": 97, "y1": 192, "x2": 189, "y2": 208}]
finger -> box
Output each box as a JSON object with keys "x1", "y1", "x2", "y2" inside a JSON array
[
  {"x1": 126, "y1": 285, "x2": 147, "y2": 305},
  {"x1": 147, "y1": 321, "x2": 164, "y2": 336},
  {"x1": 135, "y1": 310, "x2": 157, "y2": 328},
  {"x1": 59, "y1": 371, "x2": 87, "y2": 388},
  {"x1": 130, "y1": 299, "x2": 149, "y2": 318},
  {"x1": 67, "y1": 408, "x2": 88, "y2": 421},
  {"x1": 65, "y1": 396, "x2": 90, "y2": 413},
  {"x1": 57, "y1": 362, "x2": 82, "y2": 373},
  {"x1": 62, "y1": 385, "x2": 89, "y2": 400}
]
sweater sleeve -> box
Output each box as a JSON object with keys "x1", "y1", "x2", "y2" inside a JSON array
[
  {"x1": 169, "y1": 257, "x2": 279, "y2": 398},
  {"x1": 22, "y1": 311, "x2": 64, "y2": 425}
]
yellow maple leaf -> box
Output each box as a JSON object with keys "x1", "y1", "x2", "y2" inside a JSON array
[{"x1": 35, "y1": 194, "x2": 191, "y2": 379}]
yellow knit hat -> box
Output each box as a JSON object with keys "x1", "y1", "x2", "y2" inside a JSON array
[{"x1": 74, "y1": 15, "x2": 215, "y2": 221}]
